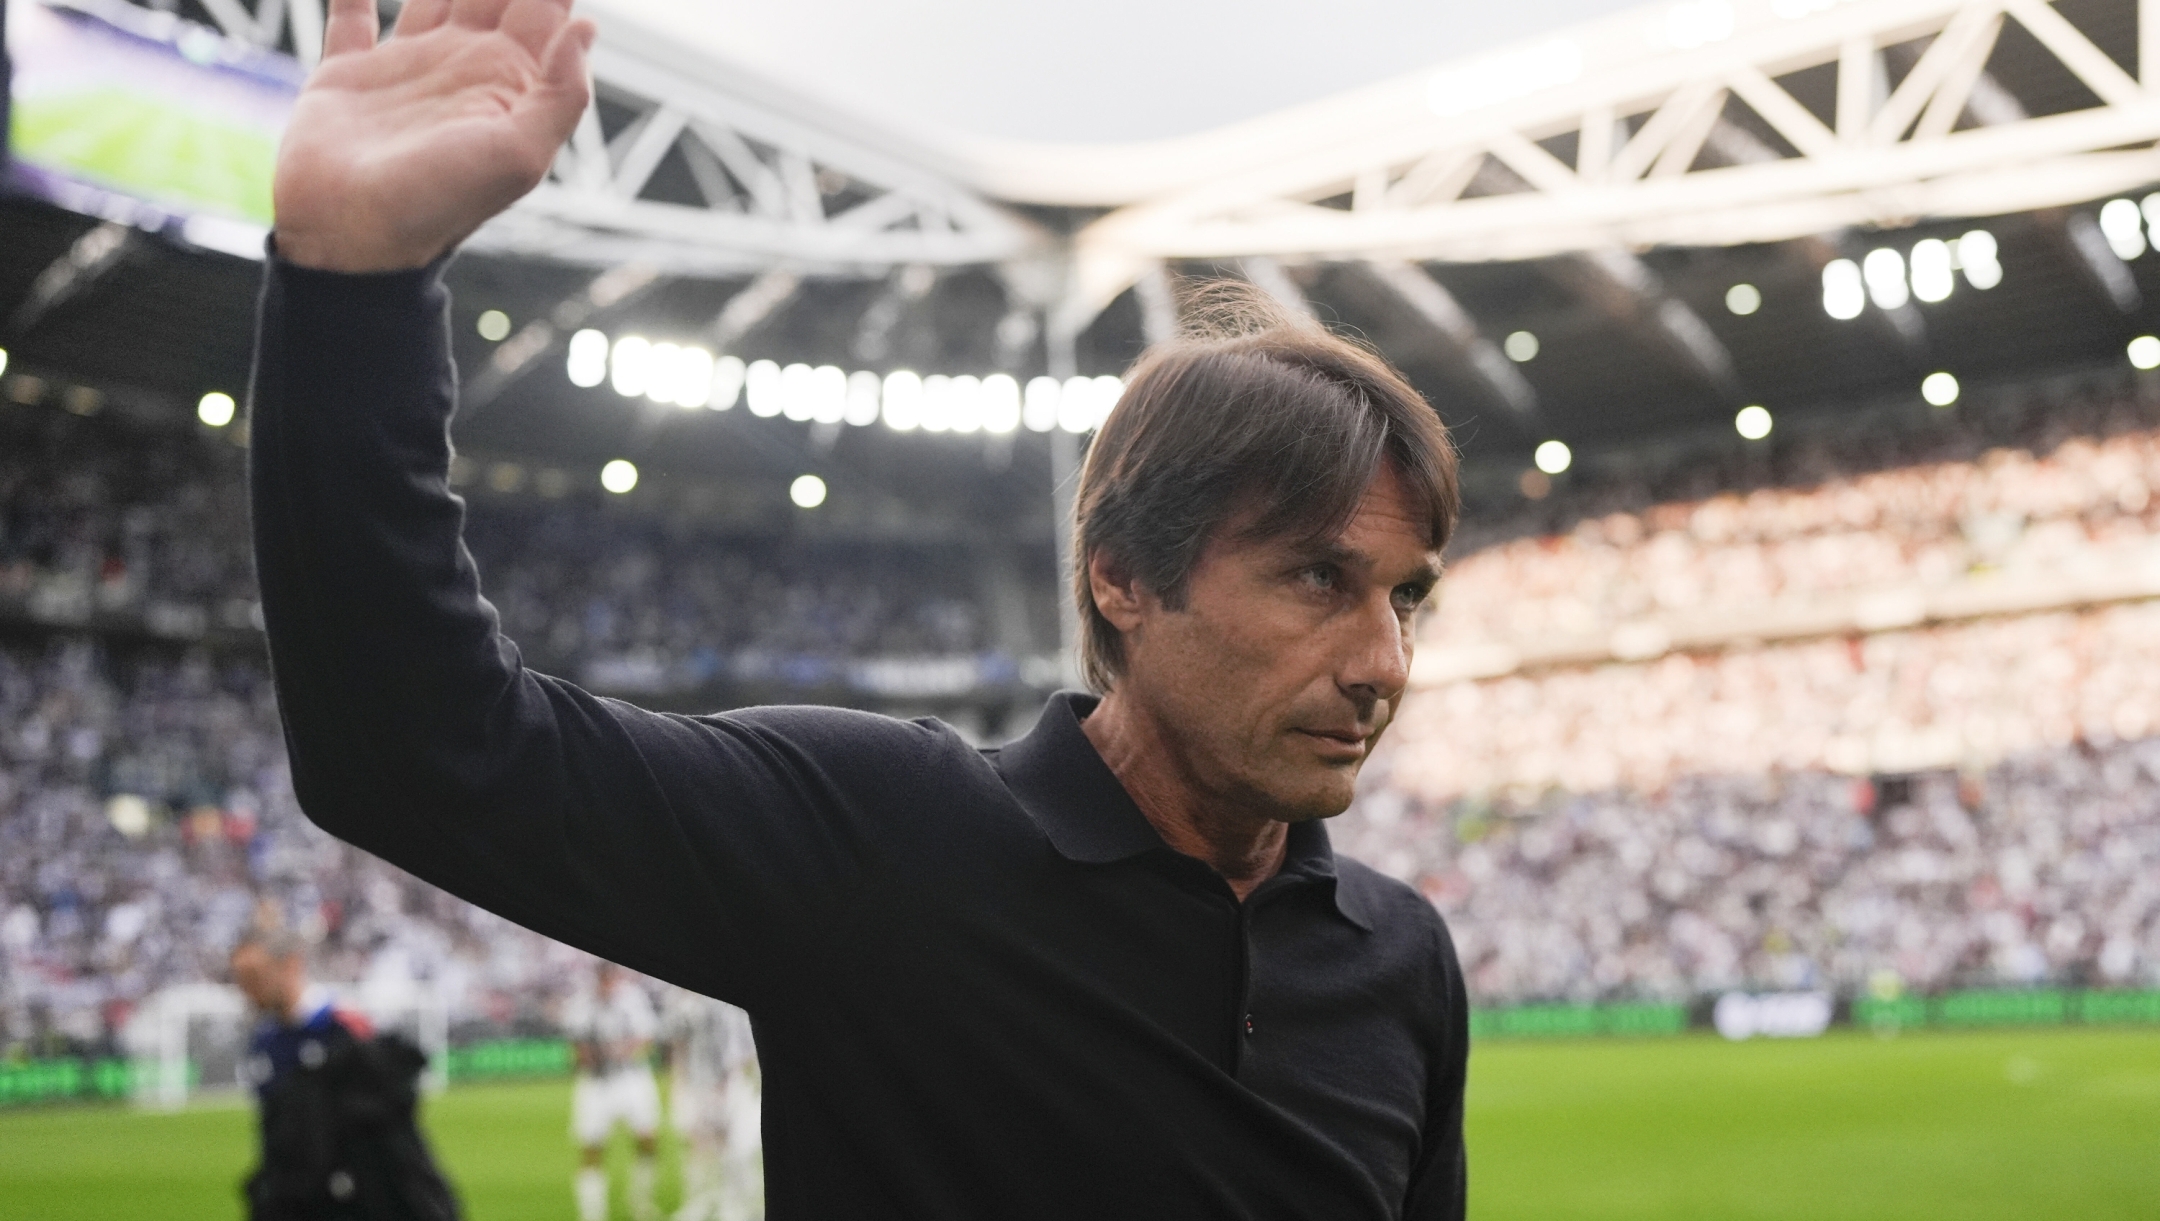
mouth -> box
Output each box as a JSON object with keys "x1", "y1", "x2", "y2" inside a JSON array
[{"x1": 1294, "y1": 728, "x2": 1370, "y2": 762}]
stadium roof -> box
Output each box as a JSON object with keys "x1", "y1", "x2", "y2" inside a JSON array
[{"x1": 5, "y1": 0, "x2": 2160, "y2": 517}]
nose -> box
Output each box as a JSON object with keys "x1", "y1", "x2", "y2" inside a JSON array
[{"x1": 1339, "y1": 590, "x2": 1411, "y2": 709}]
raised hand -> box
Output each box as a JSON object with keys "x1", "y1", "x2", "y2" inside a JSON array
[{"x1": 273, "y1": 0, "x2": 595, "y2": 272}]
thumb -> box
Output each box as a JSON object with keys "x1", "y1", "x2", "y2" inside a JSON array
[{"x1": 543, "y1": 19, "x2": 597, "y2": 96}]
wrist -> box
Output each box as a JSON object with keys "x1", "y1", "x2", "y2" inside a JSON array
[{"x1": 271, "y1": 224, "x2": 443, "y2": 275}]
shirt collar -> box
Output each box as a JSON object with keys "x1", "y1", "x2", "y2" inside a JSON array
[{"x1": 992, "y1": 691, "x2": 1372, "y2": 931}]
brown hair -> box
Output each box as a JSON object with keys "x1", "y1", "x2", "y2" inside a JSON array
[{"x1": 1072, "y1": 285, "x2": 1459, "y2": 691}]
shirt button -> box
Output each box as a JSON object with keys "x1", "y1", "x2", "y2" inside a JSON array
[{"x1": 1244, "y1": 1014, "x2": 1255, "y2": 1038}]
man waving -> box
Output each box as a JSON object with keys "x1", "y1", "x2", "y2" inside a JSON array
[{"x1": 254, "y1": 3, "x2": 1470, "y2": 1216}]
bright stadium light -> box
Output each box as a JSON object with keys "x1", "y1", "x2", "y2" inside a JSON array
[
  {"x1": 1909, "y1": 239, "x2": 1954, "y2": 303},
  {"x1": 1091, "y1": 376, "x2": 1124, "y2": 428},
  {"x1": 1725, "y1": 283, "x2": 1761, "y2": 315},
  {"x1": 609, "y1": 335, "x2": 652, "y2": 398},
  {"x1": 1058, "y1": 376, "x2": 1097, "y2": 433},
  {"x1": 670, "y1": 345, "x2": 715, "y2": 408},
  {"x1": 1534, "y1": 439, "x2": 1572, "y2": 474},
  {"x1": 745, "y1": 360, "x2": 783, "y2": 417},
  {"x1": 600, "y1": 459, "x2": 638, "y2": 494},
  {"x1": 1921, "y1": 371, "x2": 1959, "y2": 407},
  {"x1": 0, "y1": 347, "x2": 8, "y2": 377},
  {"x1": 1024, "y1": 376, "x2": 1061, "y2": 432},
  {"x1": 982, "y1": 374, "x2": 1021, "y2": 434},
  {"x1": 2100, "y1": 198, "x2": 2146, "y2": 261},
  {"x1": 566, "y1": 329, "x2": 609, "y2": 387},
  {"x1": 1822, "y1": 259, "x2": 1865, "y2": 319},
  {"x1": 709, "y1": 355, "x2": 745, "y2": 410},
  {"x1": 811, "y1": 365, "x2": 848, "y2": 424},
  {"x1": 790, "y1": 474, "x2": 827, "y2": 508},
  {"x1": 949, "y1": 375, "x2": 985, "y2": 434},
  {"x1": 1956, "y1": 230, "x2": 2002, "y2": 289},
  {"x1": 882, "y1": 369, "x2": 923, "y2": 430},
  {"x1": 1734, "y1": 404, "x2": 1772, "y2": 440},
  {"x1": 844, "y1": 370, "x2": 883, "y2": 426},
  {"x1": 2144, "y1": 194, "x2": 2160, "y2": 244},
  {"x1": 2129, "y1": 336, "x2": 2160, "y2": 370},
  {"x1": 920, "y1": 375, "x2": 956, "y2": 432},
  {"x1": 197, "y1": 391, "x2": 236, "y2": 427},
  {"x1": 1503, "y1": 330, "x2": 1539, "y2": 362},
  {"x1": 643, "y1": 342, "x2": 682, "y2": 405},
  {"x1": 780, "y1": 363, "x2": 817, "y2": 422},
  {"x1": 476, "y1": 309, "x2": 511, "y2": 341},
  {"x1": 1862, "y1": 248, "x2": 1909, "y2": 310}
]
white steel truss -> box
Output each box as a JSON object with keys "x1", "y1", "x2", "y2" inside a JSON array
[
  {"x1": 1068, "y1": 0, "x2": 2160, "y2": 317},
  {"x1": 122, "y1": 0, "x2": 1041, "y2": 277}
]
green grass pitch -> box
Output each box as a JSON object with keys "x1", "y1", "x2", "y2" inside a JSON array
[{"x1": 1, "y1": 1029, "x2": 2154, "y2": 1220}]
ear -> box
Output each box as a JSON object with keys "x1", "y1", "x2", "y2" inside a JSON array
[{"x1": 1087, "y1": 548, "x2": 1152, "y2": 634}]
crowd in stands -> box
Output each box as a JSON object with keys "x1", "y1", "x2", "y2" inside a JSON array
[
  {"x1": 0, "y1": 412, "x2": 1008, "y2": 701},
  {"x1": 9, "y1": 371, "x2": 2160, "y2": 1056},
  {"x1": 0, "y1": 640, "x2": 579, "y2": 1059},
  {"x1": 1340, "y1": 372, "x2": 2160, "y2": 1003}
]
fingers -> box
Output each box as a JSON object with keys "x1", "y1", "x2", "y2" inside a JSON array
[
  {"x1": 499, "y1": 0, "x2": 575, "y2": 58},
  {"x1": 448, "y1": 0, "x2": 515, "y2": 31},
  {"x1": 514, "y1": 17, "x2": 595, "y2": 149},
  {"x1": 321, "y1": 0, "x2": 379, "y2": 57},
  {"x1": 392, "y1": 0, "x2": 451, "y2": 36}
]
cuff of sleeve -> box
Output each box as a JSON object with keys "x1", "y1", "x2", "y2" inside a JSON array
[{"x1": 265, "y1": 232, "x2": 454, "y2": 303}]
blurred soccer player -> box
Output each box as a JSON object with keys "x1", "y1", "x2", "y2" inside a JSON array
[
  {"x1": 254, "y1": 1, "x2": 1469, "y2": 1216},
  {"x1": 565, "y1": 963, "x2": 661, "y2": 1221},
  {"x1": 663, "y1": 987, "x2": 761, "y2": 1221}
]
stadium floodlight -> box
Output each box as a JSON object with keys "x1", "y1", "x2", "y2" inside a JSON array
[
  {"x1": 476, "y1": 309, "x2": 511, "y2": 341},
  {"x1": 2100, "y1": 199, "x2": 2146, "y2": 261},
  {"x1": 1024, "y1": 376, "x2": 1061, "y2": 432},
  {"x1": 644, "y1": 342, "x2": 682, "y2": 405},
  {"x1": 982, "y1": 374, "x2": 1021, "y2": 434},
  {"x1": 920, "y1": 375, "x2": 956, "y2": 432},
  {"x1": 671, "y1": 346, "x2": 715, "y2": 408},
  {"x1": 810, "y1": 365, "x2": 848, "y2": 424},
  {"x1": 1725, "y1": 284, "x2": 1761, "y2": 316},
  {"x1": 609, "y1": 335, "x2": 652, "y2": 398},
  {"x1": 1091, "y1": 376, "x2": 1125, "y2": 429},
  {"x1": 1534, "y1": 439, "x2": 1572, "y2": 475},
  {"x1": 1862, "y1": 248, "x2": 1909, "y2": 310},
  {"x1": 1058, "y1": 376, "x2": 1097, "y2": 433},
  {"x1": 949, "y1": 375, "x2": 985, "y2": 434},
  {"x1": 1503, "y1": 331, "x2": 1539, "y2": 362},
  {"x1": 1921, "y1": 371, "x2": 1959, "y2": 407},
  {"x1": 844, "y1": 370, "x2": 883, "y2": 426},
  {"x1": 600, "y1": 459, "x2": 638, "y2": 494},
  {"x1": 780, "y1": 363, "x2": 818, "y2": 422},
  {"x1": 1909, "y1": 239, "x2": 1954, "y2": 304},
  {"x1": 882, "y1": 369, "x2": 923, "y2": 430},
  {"x1": 1956, "y1": 231, "x2": 2002, "y2": 289},
  {"x1": 1734, "y1": 404, "x2": 1772, "y2": 440},
  {"x1": 2129, "y1": 336, "x2": 2160, "y2": 371},
  {"x1": 744, "y1": 360, "x2": 783, "y2": 417},
  {"x1": 709, "y1": 355, "x2": 745, "y2": 410},
  {"x1": 566, "y1": 329, "x2": 609, "y2": 388},
  {"x1": 1821, "y1": 259, "x2": 1864, "y2": 320},
  {"x1": 0, "y1": 347, "x2": 8, "y2": 377},
  {"x1": 2144, "y1": 195, "x2": 2160, "y2": 245},
  {"x1": 197, "y1": 391, "x2": 236, "y2": 427},
  {"x1": 790, "y1": 474, "x2": 827, "y2": 508}
]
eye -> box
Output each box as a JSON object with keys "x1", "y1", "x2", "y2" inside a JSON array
[
  {"x1": 1298, "y1": 563, "x2": 1340, "y2": 592},
  {"x1": 1392, "y1": 583, "x2": 1433, "y2": 613}
]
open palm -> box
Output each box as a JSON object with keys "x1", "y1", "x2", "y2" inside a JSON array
[{"x1": 274, "y1": 0, "x2": 594, "y2": 272}]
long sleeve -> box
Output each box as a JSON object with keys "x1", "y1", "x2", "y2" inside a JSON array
[
  {"x1": 247, "y1": 254, "x2": 946, "y2": 1007},
  {"x1": 1404, "y1": 916, "x2": 1470, "y2": 1221}
]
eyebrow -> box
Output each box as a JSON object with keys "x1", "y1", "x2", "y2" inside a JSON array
[{"x1": 1288, "y1": 540, "x2": 1443, "y2": 588}]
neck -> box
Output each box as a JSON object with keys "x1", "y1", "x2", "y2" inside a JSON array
[{"x1": 1081, "y1": 690, "x2": 1287, "y2": 901}]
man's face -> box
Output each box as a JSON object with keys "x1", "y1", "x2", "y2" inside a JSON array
[
  {"x1": 230, "y1": 945, "x2": 303, "y2": 1016},
  {"x1": 1109, "y1": 464, "x2": 1439, "y2": 823}
]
